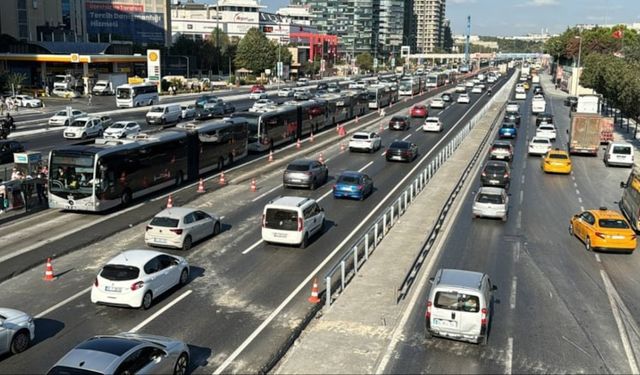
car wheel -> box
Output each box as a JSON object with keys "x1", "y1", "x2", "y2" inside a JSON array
[
  {"x1": 81, "y1": 132, "x2": 87, "y2": 139},
  {"x1": 179, "y1": 268, "x2": 189, "y2": 286},
  {"x1": 64, "y1": 120, "x2": 69, "y2": 127},
  {"x1": 479, "y1": 334, "x2": 488, "y2": 346},
  {"x1": 174, "y1": 352, "x2": 189, "y2": 375},
  {"x1": 121, "y1": 190, "x2": 132, "y2": 206},
  {"x1": 586, "y1": 237, "x2": 592, "y2": 252},
  {"x1": 141, "y1": 291, "x2": 153, "y2": 310},
  {"x1": 310, "y1": 178, "x2": 317, "y2": 190},
  {"x1": 10, "y1": 330, "x2": 30, "y2": 354},
  {"x1": 182, "y1": 235, "x2": 192, "y2": 251},
  {"x1": 425, "y1": 328, "x2": 433, "y2": 340},
  {"x1": 300, "y1": 233, "x2": 309, "y2": 249},
  {"x1": 213, "y1": 221, "x2": 221, "y2": 236}
]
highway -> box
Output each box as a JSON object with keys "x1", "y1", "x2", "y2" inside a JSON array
[
  {"x1": 0, "y1": 73, "x2": 509, "y2": 373},
  {"x1": 383, "y1": 79, "x2": 639, "y2": 374}
]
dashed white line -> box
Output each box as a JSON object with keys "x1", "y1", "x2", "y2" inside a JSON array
[
  {"x1": 595, "y1": 254, "x2": 601, "y2": 263},
  {"x1": 505, "y1": 337, "x2": 514, "y2": 374},
  {"x1": 576, "y1": 189, "x2": 581, "y2": 195},
  {"x1": 578, "y1": 197, "x2": 583, "y2": 203},
  {"x1": 129, "y1": 290, "x2": 192, "y2": 333},
  {"x1": 521, "y1": 175, "x2": 525, "y2": 184},
  {"x1": 35, "y1": 287, "x2": 91, "y2": 319},
  {"x1": 358, "y1": 161, "x2": 374, "y2": 172},
  {"x1": 415, "y1": 126, "x2": 423, "y2": 133},
  {"x1": 517, "y1": 210, "x2": 522, "y2": 229},
  {"x1": 580, "y1": 206, "x2": 585, "y2": 211},
  {"x1": 251, "y1": 184, "x2": 282, "y2": 202},
  {"x1": 241, "y1": 239, "x2": 263, "y2": 254},
  {"x1": 510, "y1": 276, "x2": 518, "y2": 309},
  {"x1": 519, "y1": 190, "x2": 524, "y2": 204},
  {"x1": 573, "y1": 182, "x2": 578, "y2": 188},
  {"x1": 380, "y1": 150, "x2": 387, "y2": 156},
  {"x1": 402, "y1": 133, "x2": 412, "y2": 141}
]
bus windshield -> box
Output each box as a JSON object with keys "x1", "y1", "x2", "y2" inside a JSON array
[
  {"x1": 49, "y1": 152, "x2": 95, "y2": 196},
  {"x1": 116, "y1": 88, "x2": 132, "y2": 99}
]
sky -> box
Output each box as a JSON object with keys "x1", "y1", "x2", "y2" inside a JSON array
[{"x1": 205, "y1": 0, "x2": 640, "y2": 36}]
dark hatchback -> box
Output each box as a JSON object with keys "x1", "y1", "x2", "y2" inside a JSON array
[
  {"x1": 386, "y1": 141, "x2": 418, "y2": 162},
  {"x1": 504, "y1": 111, "x2": 521, "y2": 125},
  {"x1": 564, "y1": 96, "x2": 578, "y2": 110},
  {"x1": 481, "y1": 161, "x2": 511, "y2": 188},
  {"x1": 389, "y1": 115, "x2": 411, "y2": 130},
  {"x1": 535, "y1": 113, "x2": 554, "y2": 126}
]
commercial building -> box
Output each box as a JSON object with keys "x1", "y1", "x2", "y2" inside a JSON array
[
  {"x1": 0, "y1": 0, "x2": 65, "y2": 41},
  {"x1": 405, "y1": 0, "x2": 446, "y2": 53}
]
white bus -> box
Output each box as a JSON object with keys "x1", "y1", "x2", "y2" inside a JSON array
[
  {"x1": 398, "y1": 78, "x2": 420, "y2": 96},
  {"x1": 425, "y1": 73, "x2": 447, "y2": 88},
  {"x1": 367, "y1": 85, "x2": 393, "y2": 109},
  {"x1": 116, "y1": 83, "x2": 159, "y2": 108}
]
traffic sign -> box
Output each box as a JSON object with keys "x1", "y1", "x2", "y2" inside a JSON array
[
  {"x1": 373, "y1": 58, "x2": 378, "y2": 69},
  {"x1": 277, "y1": 62, "x2": 283, "y2": 77}
]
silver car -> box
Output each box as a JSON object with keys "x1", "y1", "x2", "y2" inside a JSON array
[
  {"x1": 472, "y1": 187, "x2": 508, "y2": 221},
  {"x1": 47, "y1": 333, "x2": 189, "y2": 375},
  {"x1": 283, "y1": 159, "x2": 328, "y2": 190},
  {"x1": 0, "y1": 308, "x2": 35, "y2": 355}
]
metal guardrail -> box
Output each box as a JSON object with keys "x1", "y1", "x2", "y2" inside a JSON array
[{"x1": 322, "y1": 72, "x2": 519, "y2": 308}]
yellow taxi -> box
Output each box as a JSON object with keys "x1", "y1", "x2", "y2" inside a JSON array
[
  {"x1": 523, "y1": 81, "x2": 530, "y2": 90},
  {"x1": 570, "y1": 208, "x2": 637, "y2": 253},
  {"x1": 541, "y1": 149, "x2": 572, "y2": 174}
]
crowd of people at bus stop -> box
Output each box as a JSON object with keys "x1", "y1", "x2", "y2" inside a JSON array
[{"x1": 0, "y1": 165, "x2": 48, "y2": 214}]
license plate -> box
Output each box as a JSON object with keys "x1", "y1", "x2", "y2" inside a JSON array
[
  {"x1": 105, "y1": 286, "x2": 122, "y2": 292},
  {"x1": 274, "y1": 233, "x2": 287, "y2": 238},
  {"x1": 495, "y1": 155, "x2": 505, "y2": 159},
  {"x1": 612, "y1": 235, "x2": 624, "y2": 239},
  {"x1": 617, "y1": 156, "x2": 625, "y2": 159},
  {"x1": 154, "y1": 238, "x2": 167, "y2": 244},
  {"x1": 435, "y1": 319, "x2": 457, "y2": 328},
  {"x1": 64, "y1": 205, "x2": 78, "y2": 210},
  {"x1": 490, "y1": 180, "x2": 499, "y2": 184},
  {"x1": 392, "y1": 156, "x2": 403, "y2": 160}
]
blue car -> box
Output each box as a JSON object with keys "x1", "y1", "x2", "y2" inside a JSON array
[
  {"x1": 498, "y1": 123, "x2": 517, "y2": 139},
  {"x1": 333, "y1": 171, "x2": 374, "y2": 200}
]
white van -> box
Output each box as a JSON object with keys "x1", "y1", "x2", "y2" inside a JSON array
[
  {"x1": 262, "y1": 196, "x2": 325, "y2": 248},
  {"x1": 425, "y1": 268, "x2": 497, "y2": 345},
  {"x1": 604, "y1": 142, "x2": 634, "y2": 167},
  {"x1": 145, "y1": 104, "x2": 182, "y2": 125}
]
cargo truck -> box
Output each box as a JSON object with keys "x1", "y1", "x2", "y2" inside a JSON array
[
  {"x1": 568, "y1": 113, "x2": 605, "y2": 155},
  {"x1": 576, "y1": 95, "x2": 600, "y2": 114},
  {"x1": 92, "y1": 73, "x2": 128, "y2": 96}
]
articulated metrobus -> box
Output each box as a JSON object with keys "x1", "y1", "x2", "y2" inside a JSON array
[
  {"x1": 367, "y1": 85, "x2": 393, "y2": 109},
  {"x1": 116, "y1": 83, "x2": 159, "y2": 108},
  {"x1": 48, "y1": 118, "x2": 248, "y2": 211},
  {"x1": 398, "y1": 78, "x2": 420, "y2": 96},
  {"x1": 425, "y1": 73, "x2": 447, "y2": 88}
]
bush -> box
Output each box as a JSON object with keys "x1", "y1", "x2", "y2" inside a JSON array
[
  {"x1": 161, "y1": 79, "x2": 171, "y2": 92},
  {"x1": 227, "y1": 75, "x2": 236, "y2": 84}
]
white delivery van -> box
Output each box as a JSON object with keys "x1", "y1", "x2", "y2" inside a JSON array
[
  {"x1": 262, "y1": 196, "x2": 325, "y2": 248},
  {"x1": 425, "y1": 268, "x2": 497, "y2": 345},
  {"x1": 514, "y1": 86, "x2": 526, "y2": 100},
  {"x1": 604, "y1": 142, "x2": 634, "y2": 167},
  {"x1": 576, "y1": 95, "x2": 600, "y2": 114},
  {"x1": 145, "y1": 104, "x2": 182, "y2": 125}
]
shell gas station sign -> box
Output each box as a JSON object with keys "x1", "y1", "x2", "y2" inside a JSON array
[{"x1": 146, "y1": 49, "x2": 161, "y2": 91}]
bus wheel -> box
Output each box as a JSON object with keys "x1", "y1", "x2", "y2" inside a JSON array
[
  {"x1": 175, "y1": 171, "x2": 184, "y2": 186},
  {"x1": 228, "y1": 153, "x2": 234, "y2": 165},
  {"x1": 217, "y1": 158, "x2": 224, "y2": 171},
  {"x1": 121, "y1": 190, "x2": 132, "y2": 206}
]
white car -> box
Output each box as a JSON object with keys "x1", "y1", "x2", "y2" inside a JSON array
[
  {"x1": 277, "y1": 87, "x2": 294, "y2": 97},
  {"x1": 145, "y1": 207, "x2": 221, "y2": 250},
  {"x1": 536, "y1": 124, "x2": 557, "y2": 141},
  {"x1": 430, "y1": 98, "x2": 446, "y2": 109},
  {"x1": 249, "y1": 90, "x2": 268, "y2": 100},
  {"x1": 478, "y1": 83, "x2": 486, "y2": 90},
  {"x1": 181, "y1": 105, "x2": 196, "y2": 119},
  {"x1": 48, "y1": 109, "x2": 87, "y2": 127},
  {"x1": 0, "y1": 308, "x2": 35, "y2": 355},
  {"x1": 296, "y1": 78, "x2": 310, "y2": 87},
  {"x1": 472, "y1": 187, "x2": 508, "y2": 221},
  {"x1": 465, "y1": 81, "x2": 475, "y2": 88},
  {"x1": 52, "y1": 88, "x2": 79, "y2": 98},
  {"x1": 471, "y1": 86, "x2": 483, "y2": 94},
  {"x1": 455, "y1": 84, "x2": 466, "y2": 93},
  {"x1": 249, "y1": 99, "x2": 276, "y2": 112},
  {"x1": 13, "y1": 95, "x2": 42, "y2": 108},
  {"x1": 528, "y1": 137, "x2": 552, "y2": 155},
  {"x1": 506, "y1": 102, "x2": 520, "y2": 113},
  {"x1": 457, "y1": 93, "x2": 470, "y2": 104},
  {"x1": 423, "y1": 117, "x2": 443, "y2": 132},
  {"x1": 348, "y1": 131, "x2": 382, "y2": 152},
  {"x1": 90, "y1": 249, "x2": 190, "y2": 309},
  {"x1": 103, "y1": 121, "x2": 141, "y2": 139},
  {"x1": 63, "y1": 116, "x2": 104, "y2": 139},
  {"x1": 473, "y1": 78, "x2": 480, "y2": 84}
]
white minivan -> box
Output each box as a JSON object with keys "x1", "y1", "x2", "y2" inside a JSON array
[
  {"x1": 262, "y1": 196, "x2": 325, "y2": 248},
  {"x1": 604, "y1": 142, "x2": 634, "y2": 167},
  {"x1": 425, "y1": 268, "x2": 497, "y2": 345},
  {"x1": 146, "y1": 104, "x2": 182, "y2": 125}
]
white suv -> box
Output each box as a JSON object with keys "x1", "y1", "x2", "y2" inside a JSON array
[
  {"x1": 262, "y1": 196, "x2": 325, "y2": 248},
  {"x1": 349, "y1": 131, "x2": 382, "y2": 152}
]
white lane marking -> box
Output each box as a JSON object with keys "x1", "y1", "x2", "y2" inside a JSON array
[
  {"x1": 571, "y1": 174, "x2": 576, "y2": 180},
  {"x1": 519, "y1": 190, "x2": 524, "y2": 204},
  {"x1": 415, "y1": 125, "x2": 424, "y2": 133},
  {"x1": 573, "y1": 182, "x2": 578, "y2": 188},
  {"x1": 241, "y1": 239, "x2": 263, "y2": 255},
  {"x1": 35, "y1": 287, "x2": 91, "y2": 319},
  {"x1": 129, "y1": 290, "x2": 193, "y2": 333},
  {"x1": 251, "y1": 184, "x2": 281, "y2": 202},
  {"x1": 510, "y1": 277, "x2": 518, "y2": 309},
  {"x1": 576, "y1": 189, "x2": 581, "y2": 195},
  {"x1": 505, "y1": 337, "x2": 514, "y2": 374},
  {"x1": 402, "y1": 133, "x2": 412, "y2": 141},
  {"x1": 578, "y1": 197, "x2": 583, "y2": 203},
  {"x1": 580, "y1": 206, "x2": 585, "y2": 211},
  {"x1": 317, "y1": 188, "x2": 334, "y2": 202},
  {"x1": 380, "y1": 150, "x2": 387, "y2": 156},
  {"x1": 517, "y1": 210, "x2": 522, "y2": 229},
  {"x1": 213, "y1": 80, "x2": 494, "y2": 375},
  {"x1": 358, "y1": 161, "x2": 374, "y2": 172},
  {"x1": 600, "y1": 270, "x2": 640, "y2": 374},
  {"x1": 0, "y1": 202, "x2": 144, "y2": 264},
  {"x1": 595, "y1": 254, "x2": 602, "y2": 263},
  {"x1": 514, "y1": 241, "x2": 521, "y2": 263},
  {"x1": 521, "y1": 175, "x2": 525, "y2": 184}
]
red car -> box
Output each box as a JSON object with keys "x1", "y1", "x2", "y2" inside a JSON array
[
  {"x1": 250, "y1": 84, "x2": 266, "y2": 93},
  {"x1": 410, "y1": 105, "x2": 428, "y2": 118}
]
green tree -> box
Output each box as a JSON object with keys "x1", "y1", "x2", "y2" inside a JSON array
[
  {"x1": 235, "y1": 28, "x2": 277, "y2": 74},
  {"x1": 5, "y1": 72, "x2": 27, "y2": 93},
  {"x1": 356, "y1": 52, "x2": 373, "y2": 72}
]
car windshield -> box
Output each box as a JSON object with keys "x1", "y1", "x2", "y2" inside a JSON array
[
  {"x1": 287, "y1": 163, "x2": 310, "y2": 171},
  {"x1": 55, "y1": 111, "x2": 67, "y2": 116},
  {"x1": 539, "y1": 126, "x2": 555, "y2": 131},
  {"x1": 337, "y1": 175, "x2": 360, "y2": 184},
  {"x1": 493, "y1": 144, "x2": 511, "y2": 150},
  {"x1": 100, "y1": 265, "x2": 140, "y2": 281},
  {"x1": 150, "y1": 217, "x2": 179, "y2": 227},
  {"x1": 110, "y1": 123, "x2": 126, "y2": 129},
  {"x1": 353, "y1": 134, "x2": 369, "y2": 140},
  {"x1": 477, "y1": 193, "x2": 504, "y2": 204},
  {"x1": 390, "y1": 142, "x2": 409, "y2": 149},
  {"x1": 599, "y1": 219, "x2": 630, "y2": 229},
  {"x1": 502, "y1": 124, "x2": 515, "y2": 129},
  {"x1": 391, "y1": 117, "x2": 405, "y2": 122},
  {"x1": 485, "y1": 164, "x2": 506, "y2": 173},
  {"x1": 613, "y1": 146, "x2": 632, "y2": 155},
  {"x1": 264, "y1": 208, "x2": 298, "y2": 230},
  {"x1": 533, "y1": 139, "x2": 550, "y2": 144},
  {"x1": 69, "y1": 120, "x2": 87, "y2": 128},
  {"x1": 149, "y1": 107, "x2": 164, "y2": 113},
  {"x1": 434, "y1": 291, "x2": 480, "y2": 313},
  {"x1": 549, "y1": 154, "x2": 568, "y2": 159}
]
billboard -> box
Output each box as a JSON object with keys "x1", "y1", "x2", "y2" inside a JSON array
[{"x1": 86, "y1": 2, "x2": 165, "y2": 45}]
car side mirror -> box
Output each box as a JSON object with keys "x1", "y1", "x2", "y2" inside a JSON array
[
  {"x1": 491, "y1": 285, "x2": 498, "y2": 291},
  {"x1": 620, "y1": 182, "x2": 627, "y2": 188},
  {"x1": 428, "y1": 277, "x2": 434, "y2": 284},
  {"x1": 566, "y1": 129, "x2": 569, "y2": 134}
]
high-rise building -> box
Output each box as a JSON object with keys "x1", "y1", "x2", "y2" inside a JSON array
[
  {"x1": 405, "y1": 0, "x2": 446, "y2": 53},
  {"x1": 0, "y1": 0, "x2": 64, "y2": 41},
  {"x1": 376, "y1": 0, "x2": 404, "y2": 57}
]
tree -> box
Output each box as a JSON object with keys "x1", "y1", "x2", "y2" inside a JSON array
[
  {"x1": 443, "y1": 25, "x2": 454, "y2": 53},
  {"x1": 356, "y1": 52, "x2": 373, "y2": 72},
  {"x1": 5, "y1": 72, "x2": 27, "y2": 93},
  {"x1": 235, "y1": 28, "x2": 277, "y2": 74}
]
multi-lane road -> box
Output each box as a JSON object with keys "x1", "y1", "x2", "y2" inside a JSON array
[
  {"x1": 0, "y1": 72, "x2": 509, "y2": 373},
  {"x1": 384, "y1": 78, "x2": 639, "y2": 374}
]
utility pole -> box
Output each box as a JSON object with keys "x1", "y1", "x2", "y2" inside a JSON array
[{"x1": 464, "y1": 15, "x2": 471, "y2": 70}]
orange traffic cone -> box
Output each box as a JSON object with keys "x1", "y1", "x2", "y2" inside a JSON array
[
  {"x1": 250, "y1": 178, "x2": 257, "y2": 192},
  {"x1": 339, "y1": 125, "x2": 346, "y2": 137},
  {"x1": 308, "y1": 278, "x2": 321, "y2": 304},
  {"x1": 166, "y1": 194, "x2": 174, "y2": 208},
  {"x1": 268, "y1": 150, "x2": 274, "y2": 162},
  {"x1": 296, "y1": 138, "x2": 301, "y2": 149},
  {"x1": 219, "y1": 171, "x2": 227, "y2": 185},
  {"x1": 318, "y1": 152, "x2": 324, "y2": 164},
  {"x1": 310, "y1": 132, "x2": 315, "y2": 143},
  {"x1": 43, "y1": 258, "x2": 55, "y2": 281},
  {"x1": 197, "y1": 178, "x2": 205, "y2": 193},
  {"x1": 340, "y1": 143, "x2": 346, "y2": 152}
]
